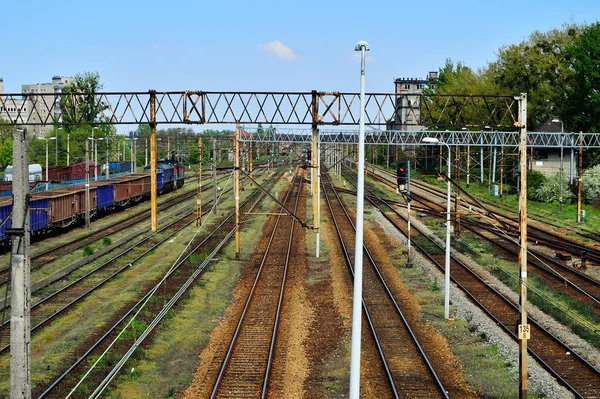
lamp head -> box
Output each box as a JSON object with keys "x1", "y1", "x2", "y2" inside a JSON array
[
  {"x1": 355, "y1": 41, "x2": 370, "y2": 51},
  {"x1": 422, "y1": 137, "x2": 440, "y2": 144}
]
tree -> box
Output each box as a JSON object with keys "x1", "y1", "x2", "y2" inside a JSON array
[
  {"x1": 60, "y1": 71, "x2": 108, "y2": 127},
  {"x1": 564, "y1": 22, "x2": 600, "y2": 132},
  {"x1": 487, "y1": 23, "x2": 583, "y2": 129}
]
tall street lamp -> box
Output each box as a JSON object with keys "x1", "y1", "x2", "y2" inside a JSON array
[
  {"x1": 38, "y1": 136, "x2": 57, "y2": 190},
  {"x1": 422, "y1": 136, "x2": 452, "y2": 320},
  {"x1": 552, "y1": 118, "x2": 564, "y2": 212},
  {"x1": 349, "y1": 39, "x2": 370, "y2": 399}
]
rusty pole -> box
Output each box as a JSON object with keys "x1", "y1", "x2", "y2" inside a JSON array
[
  {"x1": 249, "y1": 135, "x2": 253, "y2": 185},
  {"x1": 150, "y1": 91, "x2": 158, "y2": 232},
  {"x1": 577, "y1": 132, "x2": 583, "y2": 224},
  {"x1": 235, "y1": 124, "x2": 240, "y2": 259},
  {"x1": 517, "y1": 94, "x2": 529, "y2": 399},
  {"x1": 439, "y1": 144, "x2": 443, "y2": 174},
  {"x1": 197, "y1": 137, "x2": 202, "y2": 226}
]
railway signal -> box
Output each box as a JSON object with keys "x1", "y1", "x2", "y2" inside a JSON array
[{"x1": 397, "y1": 160, "x2": 407, "y2": 191}]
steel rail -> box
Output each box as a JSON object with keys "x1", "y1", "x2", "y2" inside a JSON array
[
  {"x1": 348, "y1": 168, "x2": 600, "y2": 398},
  {"x1": 322, "y1": 170, "x2": 448, "y2": 398},
  {"x1": 209, "y1": 172, "x2": 302, "y2": 398},
  {"x1": 0, "y1": 187, "x2": 228, "y2": 354},
  {"x1": 37, "y1": 170, "x2": 284, "y2": 398}
]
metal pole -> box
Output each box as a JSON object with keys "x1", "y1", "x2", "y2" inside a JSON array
[
  {"x1": 570, "y1": 135, "x2": 575, "y2": 185},
  {"x1": 106, "y1": 139, "x2": 109, "y2": 179},
  {"x1": 406, "y1": 160, "x2": 412, "y2": 268},
  {"x1": 480, "y1": 134, "x2": 484, "y2": 184},
  {"x1": 500, "y1": 147, "x2": 504, "y2": 197},
  {"x1": 466, "y1": 145, "x2": 470, "y2": 188},
  {"x1": 316, "y1": 135, "x2": 321, "y2": 258},
  {"x1": 517, "y1": 93, "x2": 529, "y2": 399},
  {"x1": 197, "y1": 137, "x2": 202, "y2": 226},
  {"x1": 213, "y1": 138, "x2": 217, "y2": 211},
  {"x1": 150, "y1": 91, "x2": 158, "y2": 232},
  {"x1": 492, "y1": 135, "x2": 497, "y2": 182},
  {"x1": 55, "y1": 128, "x2": 58, "y2": 166},
  {"x1": 145, "y1": 137, "x2": 148, "y2": 167},
  {"x1": 67, "y1": 133, "x2": 70, "y2": 165},
  {"x1": 94, "y1": 138, "x2": 98, "y2": 181},
  {"x1": 559, "y1": 129, "x2": 564, "y2": 212},
  {"x1": 444, "y1": 142, "x2": 451, "y2": 320},
  {"x1": 10, "y1": 127, "x2": 31, "y2": 399},
  {"x1": 235, "y1": 124, "x2": 240, "y2": 259},
  {"x1": 85, "y1": 140, "x2": 90, "y2": 229},
  {"x1": 350, "y1": 40, "x2": 369, "y2": 399},
  {"x1": 45, "y1": 139, "x2": 48, "y2": 190},
  {"x1": 577, "y1": 132, "x2": 583, "y2": 224}
]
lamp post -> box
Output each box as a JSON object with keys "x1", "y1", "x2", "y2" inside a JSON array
[
  {"x1": 38, "y1": 136, "x2": 57, "y2": 190},
  {"x1": 97, "y1": 137, "x2": 107, "y2": 180},
  {"x1": 552, "y1": 118, "x2": 564, "y2": 212},
  {"x1": 423, "y1": 137, "x2": 452, "y2": 320},
  {"x1": 92, "y1": 127, "x2": 98, "y2": 180},
  {"x1": 349, "y1": 39, "x2": 370, "y2": 399}
]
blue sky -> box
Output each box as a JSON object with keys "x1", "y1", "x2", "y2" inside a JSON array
[{"x1": 1, "y1": 0, "x2": 598, "y2": 132}]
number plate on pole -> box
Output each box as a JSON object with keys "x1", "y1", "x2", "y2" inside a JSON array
[{"x1": 518, "y1": 324, "x2": 530, "y2": 340}]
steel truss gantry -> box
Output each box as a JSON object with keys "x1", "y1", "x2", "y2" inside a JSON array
[
  {"x1": 238, "y1": 128, "x2": 600, "y2": 149},
  {"x1": 0, "y1": 91, "x2": 519, "y2": 128}
]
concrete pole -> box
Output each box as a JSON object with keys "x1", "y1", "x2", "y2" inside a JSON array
[
  {"x1": 67, "y1": 133, "x2": 70, "y2": 165},
  {"x1": 150, "y1": 91, "x2": 158, "y2": 232},
  {"x1": 517, "y1": 93, "x2": 529, "y2": 399},
  {"x1": 10, "y1": 127, "x2": 31, "y2": 399},
  {"x1": 197, "y1": 137, "x2": 202, "y2": 226},
  {"x1": 500, "y1": 147, "x2": 504, "y2": 197},
  {"x1": 406, "y1": 160, "x2": 412, "y2": 268},
  {"x1": 235, "y1": 124, "x2": 240, "y2": 259},
  {"x1": 85, "y1": 140, "x2": 90, "y2": 229},
  {"x1": 349, "y1": 40, "x2": 369, "y2": 399},
  {"x1": 570, "y1": 134, "x2": 575, "y2": 185},
  {"x1": 94, "y1": 139, "x2": 98, "y2": 181},
  {"x1": 55, "y1": 128, "x2": 58, "y2": 166}
]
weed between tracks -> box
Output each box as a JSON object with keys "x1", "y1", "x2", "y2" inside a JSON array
[
  {"x1": 458, "y1": 231, "x2": 600, "y2": 348},
  {"x1": 99, "y1": 171, "x2": 289, "y2": 398}
]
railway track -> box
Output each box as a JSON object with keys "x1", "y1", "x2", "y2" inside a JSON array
[
  {"x1": 208, "y1": 169, "x2": 304, "y2": 398},
  {"x1": 343, "y1": 167, "x2": 600, "y2": 398},
  {"x1": 0, "y1": 187, "x2": 227, "y2": 354},
  {"x1": 322, "y1": 170, "x2": 448, "y2": 398},
  {"x1": 33, "y1": 169, "x2": 284, "y2": 398},
  {"x1": 0, "y1": 173, "x2": 227, "y2": 289}
]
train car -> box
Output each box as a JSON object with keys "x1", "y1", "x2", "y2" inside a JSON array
[
  {"x1": 42, "y1": 187, "x2": 97, "y2": 228},
  {"x1": 44, "y1": 165, "x2": 73, "y2": 182},
  {"x1": 112, "y1": 175, "x2": 146, "y2": 206},
  {"x1": 71, "y1": 161, "x2": 100, "y2": 180},
  {"x1": 89, "y1": 181, "x2": 114, "y2": 211},
  {"x1": 0, "y1": 196, "x2": 50, "y2": 247},
  {"x1": 108, "y1": 161, "x2": 132, "y2": 175}
]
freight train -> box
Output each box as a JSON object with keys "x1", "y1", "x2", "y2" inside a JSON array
[{"x1": 0, "y1": 163, "x2": 185, "y2": 251}]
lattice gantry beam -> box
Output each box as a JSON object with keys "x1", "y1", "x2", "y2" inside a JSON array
[{"x1": 0, "y1": 91, "x2": 519, "y2": 127}]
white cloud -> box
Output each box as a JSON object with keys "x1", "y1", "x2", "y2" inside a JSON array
[{"x1": 259, "y1": 40, "x2": 300, "y2": 60}]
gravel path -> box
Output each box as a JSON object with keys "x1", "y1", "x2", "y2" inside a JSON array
[{"x1": 373, "y1": 208, "x2": 581, "y2": 399}]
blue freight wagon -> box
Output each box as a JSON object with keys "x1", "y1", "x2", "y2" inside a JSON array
[
  {"x1": 109, "y1": 161, "x2": 132, "y2": 175},
  {"x1": 0, "y1": 197, "x2": 49, "y2": 242},
  {"x1": 91, "y1": 182, "x2": 114, "y2": 210}
]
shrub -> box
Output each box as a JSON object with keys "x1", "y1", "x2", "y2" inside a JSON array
[
  {"x1": 581, "y1": 164, "x2": 600, "y2": 204},
  {"x1": 102, "y1": 237, "x2": 112, "y2": 247},
  {"x1": 532, "y1": 171, "x2": 569, "y2": 203},
  {"x1": 82, "y1": 245, "x2": 94, "y2": 257},
  {"x1": 526, "y1": 170, "x2": 547, "y2": 200}
]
